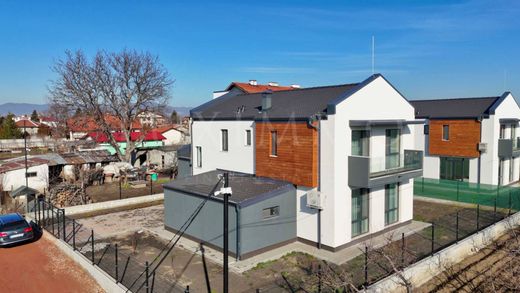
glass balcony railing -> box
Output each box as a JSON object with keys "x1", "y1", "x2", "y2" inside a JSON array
[
  {"x1": 369, "y1": 150, "x2": 423, "y2": 177},
  {"x1": 498, "y1": 138, "x2": 520, "y2": 157}
]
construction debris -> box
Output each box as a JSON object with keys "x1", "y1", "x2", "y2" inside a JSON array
[{"x1": 48, "y1": 182, "x2": 92, "y2": 207}]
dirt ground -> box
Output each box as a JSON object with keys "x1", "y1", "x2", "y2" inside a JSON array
[
  {"x1": 86, "y1": 177, "x2": 170, "y2": 203},
  {"x1": 0, "y1": 233, "x2": 104, "y2": 293}
]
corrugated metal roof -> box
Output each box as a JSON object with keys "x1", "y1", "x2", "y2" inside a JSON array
[{"x1": 0, "y1": 157, "x2": 48, "y2": 173}]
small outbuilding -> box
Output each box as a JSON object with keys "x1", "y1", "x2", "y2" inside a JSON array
[
  {"x1": 163, "y1": 170, "x2": 296, "y2": 259},
  {"x1": 176, "y1": 144, "x2": 191, "y2": 179}
]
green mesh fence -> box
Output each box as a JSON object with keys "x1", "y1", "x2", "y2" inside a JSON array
[{"x1": 414, "y1": 177, "x2": 520, "y2": 211}]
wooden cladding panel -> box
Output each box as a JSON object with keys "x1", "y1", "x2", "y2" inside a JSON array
[
  {"x1": 429, "y1": 119, "x2": 481, "y2": 158},
  {"x1": 255, "y1": 122, "x2": 318, "y2": 187}
]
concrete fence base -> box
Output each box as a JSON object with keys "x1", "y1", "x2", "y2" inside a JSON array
[
  {"x1": 63, "y1": 193, "x2": 164, "y2": 218},
  {"x1": 367, "y1": 211, "x2": 520, "y2": 292}
]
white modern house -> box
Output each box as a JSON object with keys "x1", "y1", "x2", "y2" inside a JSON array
[
  {"x1": 411, "y1": 92, "x2": 520, "y2": 186},
  {"x1": 167, "y1": 74, "x2": 423, "y2": 257}
]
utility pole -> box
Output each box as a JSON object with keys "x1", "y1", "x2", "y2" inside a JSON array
[
  {"x1": 223, "y1": 172, "x2": 230, "y2": 293},
  {"x1": 24, "y1": 119, "x2": 28, "y2": 187}
]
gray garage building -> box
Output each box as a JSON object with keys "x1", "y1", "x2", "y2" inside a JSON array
[{"x1": 163, "y1": 170, "x2": 296, "y2": 259}]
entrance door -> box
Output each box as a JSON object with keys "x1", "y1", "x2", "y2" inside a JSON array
[{"x1": 440, "y1": 157, "x2": 470, "y2": 181}]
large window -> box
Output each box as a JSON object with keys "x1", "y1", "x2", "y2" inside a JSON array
[
  {"x1": 385, "y1": 129, "x2": 400, "y2": 169},
  {"x1": 352, "y1": 130, "x2": 370, "y2": 156},
  {"x1": 352, "y1": 188, "x2": 369, "y2": 237},
  {"x1": 245, "y1": 130, "x2": 252, "y2": 146},
  {"x1": 196, "y1": 146, "x2": 202, "y2": 168},
  {"x1": 270, "y1": 131, "x2": 278, "y2": 156},
  {"x1": 385, "y1": 184, "x2": 399, "y2": 225},
  {"x1": 440, "y1": 157, "x2": 469, "y2": 181},
  {"x1": 442, "y1": 125, "x2": 450, "y2": 141},
  {"x1": 500, "y1": 124, "x2": 506, "y2": 139},
  {"x1": 221, "y1": 129, "x2": 228, "y2": 151}
]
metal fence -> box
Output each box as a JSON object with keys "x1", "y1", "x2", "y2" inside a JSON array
[{"x1": 33, "y1": 199, "x2": 188, "y2": 293}]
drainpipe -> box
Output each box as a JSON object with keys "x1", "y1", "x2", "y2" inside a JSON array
[
  {"x1": 235, "y1": 204, "x2": 241, "y2": 260},
  {"x1": 308, "y1": 113, "x2": 323, "y2": 249},
  {"x1": 478, "y1": 116, "x2": 483, "y2": 186}
]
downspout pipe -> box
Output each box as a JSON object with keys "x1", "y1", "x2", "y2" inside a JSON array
[
  {"x1": 235, "y1": 204, "x2": 241, "y2": 261},
  {"x1": 308, "y1": 113, "x2": 324, "y2": 249}
]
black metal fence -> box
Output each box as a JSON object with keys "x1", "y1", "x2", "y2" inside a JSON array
[{"x1": 33, "y1": 199, "x2": 188, "y2": 293}]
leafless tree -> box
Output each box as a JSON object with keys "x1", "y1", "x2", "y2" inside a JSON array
[{"x1": 48, "y1": 49, "x2": 174, "y2": 162}]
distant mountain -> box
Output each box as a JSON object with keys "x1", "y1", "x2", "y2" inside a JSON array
[
  {"x1": 0, "y1": 103, "x2": 49, "y2": 115},
  {"x1": 0, "y1": 102, "x2": 192, "y2": 117}
]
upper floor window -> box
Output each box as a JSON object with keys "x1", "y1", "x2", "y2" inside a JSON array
[
  {"x1": 500, "y1": 124, "x2": 506, "y2": 139},
  {"x1": 245, "y1": 130, "x2": 252, "y2": 146},
  {"x1": 442, "y1": 125, "x2": 449, "y2": 141},
  {"x1": 270, "y1": 131, "x2": 278, "y2": 156},
  {"x1": 386, "y1": 129, "x2": 401, "y2": 169},
  {"x1": 196, "y1": 146, "x2": 202, "y2": 168},
  {"x1": 221, "y1": 129, "x2": 228, "y2": 151},
  {"x1": 424, "y1": 125, "x2": 429, "y2": 135},
  {"x1": 352, "y1": 130, "x2": 370, "y2": 156}
]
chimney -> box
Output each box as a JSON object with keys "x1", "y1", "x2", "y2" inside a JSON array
[
  {"x1": 261, "y1": 90, "x2": 272, "y2": 111},
  {"x1": 290, "y1": 84, "x2": 301, "y2": 89},
  {"x1": 268, "y1": 82, "x2": 279, "y2": 87},
  {"x1": 249, "y1": 79, "x2": 258, "y2": 86}
]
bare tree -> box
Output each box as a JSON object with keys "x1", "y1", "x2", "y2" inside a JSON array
[{"x1": 48, "y1": 49, "x2": 173, "y2": 162}]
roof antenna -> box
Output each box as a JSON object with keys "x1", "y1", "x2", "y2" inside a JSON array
[{"x1": 371, "y1": 35, "x2": 375, "y2": 75}]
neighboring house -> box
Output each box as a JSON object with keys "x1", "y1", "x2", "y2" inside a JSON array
[
  {"x1": 15, "y1": 119, "x2": 40, "y2": 136},
  {"x1": 411, "y1": 92, "x2": 520, "y2": 186},
  {"x1": 212, "y1": 80, "x2": 300, "y2": 99},
  {"x1": 165, "y1": 74, "x2": 423, "y2": 258},
  {"x1": 137, "y1": 111, "x2": 167, "y2": 128},
  {"x1": 67, "y1": 115, "x2": 142, "y2": 140},
  {"x1": 39, "y1": 116, "x2": 58, "y2": 128},
  {"x1": 147, "y1": 145, "x2": 179, "y2": 170},
  {"x1": 154, "y1": 125, "x2": 187, "y2": 145},
  {"x1": 0, "y1": 157, "x2": 49, "y2": 193}
]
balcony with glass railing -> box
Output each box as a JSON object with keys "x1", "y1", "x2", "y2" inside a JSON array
[
  {"x1": 348, "y1": 150, "x2": 423, "y2": 188},
  {"x1": 498, "y1": 137, "x2": 520, "y2": 158}
]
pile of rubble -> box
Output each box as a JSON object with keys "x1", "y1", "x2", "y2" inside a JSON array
[{"x1": 48, "y1": 182, "x2": 92, "y2": 207}]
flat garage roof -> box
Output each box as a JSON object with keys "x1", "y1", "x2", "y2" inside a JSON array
[{"x1": 163, "y1": 170, "x2": 293, "y2": 206}]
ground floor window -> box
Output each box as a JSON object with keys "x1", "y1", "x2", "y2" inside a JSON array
[
  {"x1": 352, "y1": 188, "x2": 369, "y2": 237},
  {"x1": 509, "y1": 158, "x2": 514, "y2": 183},
  {"x1": 385, "y1": 183, "x2": 399, "y2": 225},
  {"x1": 440, "y1": 157, "x2": 469, "y2": 181}
]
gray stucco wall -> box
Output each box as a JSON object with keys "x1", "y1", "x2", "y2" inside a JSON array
[
  {"x1": 164, "y1": 190, "x2": 238, "y2": 254},
  {"x1": 177, "y1": 158, "x2": 191, "y2": 179},
  {"x1": 239, "y1": 186, "x2": 297, "y2": 255}
]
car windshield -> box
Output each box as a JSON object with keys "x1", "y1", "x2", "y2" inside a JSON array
[{"x1": 0, "y1": 220, "x2": 28, "y2": 232}]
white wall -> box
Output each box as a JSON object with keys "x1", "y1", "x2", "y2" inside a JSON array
[
  {"x1": 162, "y1": 129, "x2": 185, "y2": 145},
  {"x1": 296, "y1": 186, "x2": 319, "y2": 242},
  {"x1": 315, "y1": 76, "x2": 417, "y2": 248},
  {"x1": 192, "y1": 120, "x2": 255, "y2": 175},
  {"x1": 1, "y1": 164, "x2": 49, "y2": 193}
]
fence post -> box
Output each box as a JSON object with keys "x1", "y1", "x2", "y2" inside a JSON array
[
  {"x1": 50, "y1": 201, "x2": 54, "y2": 236},
  {"x1": 422, "y1": 177, "x2": 424, "y2": 193},
  {"x1": 401, "y1": 232, "x2": 405, "y2": 267},
  {"x1": 42, "y1": 201, "x2": 46, "y2": 228},
  {"x1": 509, "y1": 191, "x2": 512, "y2": 216},
  {"x1": 494, "y1": 198, "x2": 497, "y2": 222},
  {"x1": 456, "y1": 211, "x2": 459, "y2": 242},
  {"x1": 72, "y1": 219, "x2": 76, "y2": 250},
  {"x1": 456, "y1": 181, "x2": 460, "y2": 202},
  {"x1": 150, "y1": 175, "x2": 153, "y2": 195},
  {"x1": 119, "y1": 179, "x2": 122, "y2": 200},
  {"x1": 34, "y1": 197, "x2": 37, "y2": 223},
  {"x1": 62, "y1": 209, "x2": 66, "y2": 242},
  {"x1": 364, "y1": 245, "x2": 368, "y2": 287},
  {"x1": 431, "y1": 223, "x2": 435, "y2": 255},
  {"x1": 91, "y1": 230, "x2": 95, "y2": 264},
  {"x1": 115, "y1": 243, "x2": 119, "y2": 282},
  {"x1": 56, "y1": 204, "x2": 60, "y2": 239},
  {"x1": 145, "y1": 261, "x2": 149, "y2": 293},
  {"x1": 477, "y1": 204, "x2": 480, "y2": 230}
]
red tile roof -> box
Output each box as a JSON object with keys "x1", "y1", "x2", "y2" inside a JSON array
[
  {"x1": 40, "y1": 116, "x2": 58, "y2": 122},
  {"x1": 153, "y1": 124, "x2": 182, "y2": 133},
  {"x1": 68, "y1": 115, "x2": 142, "y2": 132},
  {"x1": 87, "y1": 131, "x2": 165, "y2": 143},
  {"x1": 15, "y1": 119, "x2": 39, "y2": 128},
  {"x1": 226, "y1": 82, "x2": 296, "y2": 93}
]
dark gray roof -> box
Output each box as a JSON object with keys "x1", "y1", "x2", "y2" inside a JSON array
[
  {"x1": 191, "y1": 83, "x2": 359, "y2": 120},
  {"x1": 163, "y1": 170, "x2": 293, "y2": 205},
  {"x1": 410, "y1": 96, "x2": 501, "y2": 119}
]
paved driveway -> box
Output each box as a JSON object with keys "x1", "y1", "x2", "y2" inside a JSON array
[{"x1": 0, "y1": 233, "x2": 104, "y2": 293}]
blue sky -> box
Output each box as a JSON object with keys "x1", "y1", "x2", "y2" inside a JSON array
[{"x1": 1, "y1": 0, "x2": 519, "y2": 107}]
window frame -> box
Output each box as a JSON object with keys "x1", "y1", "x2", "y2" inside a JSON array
[
  {"x1": 270, "y1": 130, "x2": 278, "y2": 157},
  {"x1": 26, "y1": 172, "x2": 37, "y2": 178},
  {"x1": 262, "y1": 206, "x2": 280, "y2": 219},
  {"x1": 442, "y1": 125, "x2": 450, "y2": 141},
  {"x1": 384, "y1": 183, "x2": 399, "y2": 226},
  {"x1": 221, "y1": 129, "x2": 229, "y2": 152},
  {"x1": 196, "y1": 146, "x2": 202, "y2": 168},
  {"x1": 351, "y1": 129, "x2": 370, "y2": 157},
  {"x1": 351, "y1": 188, "x2": 369, "y2": 238},
  {"x1": 245, "y1": 129, "x2": 252, "y2": 146}
]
